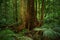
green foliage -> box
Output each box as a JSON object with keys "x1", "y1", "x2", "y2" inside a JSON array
[
  {"x1": 18, "y1": 36, "x2": 33, "y2": 40},
  {"x1": 0, "y1": 0, "x2": 60, "y2": 40},
  {"x1": 17, "y1": 29, "x2": 28, "y2": 37},
  {"x1": 53, "y1": 27, "x2": 60, "y2": 33},
  {"x1": 0, "y1": 29, "x2": 15, "y2": 40},
  {"x1": 0, "y1": 29, "x2": 33, "y2": 40},
  {"x1": 0, "y1": 0, "x2": 21, "y2": 27},
  {"x1": 34, "y1": 27, "x2": 60, "y2": 40},
  {"x1": 43, "y1": 28, "x2": 57, "y2": 39}
]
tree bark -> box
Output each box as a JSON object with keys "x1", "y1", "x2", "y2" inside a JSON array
[
  {"x1": 17, "y1": 0, "x2": 28, "y2": 32},
  {"x1": 39, "y1": 0, "x2": 44, "y2": 27},
  {"x1": 27, "y1": 0, "x2": 37, "y2": 30},
  {"x1": 17, "y1": 0, "x2": 38, "y2": 32}
]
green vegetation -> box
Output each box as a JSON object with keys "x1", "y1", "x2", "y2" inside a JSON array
[{"x1": 0, "y1": 0, "x2": 60, "y2": 40}]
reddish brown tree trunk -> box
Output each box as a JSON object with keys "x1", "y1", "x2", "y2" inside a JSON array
[
  {"x1": 17, "y1": 0, "x2": 38, "y2": 32},
  {"x1": 26, "y1": 0, "x2": 38, "y2": 31}
]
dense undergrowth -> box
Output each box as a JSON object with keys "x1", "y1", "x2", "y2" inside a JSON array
[
  {"x1": 0, "y1": 13, "x2": 60, "y2": 40},
  {"x1": 0, "y1": 0, "x2": 60, "y2": 40}
]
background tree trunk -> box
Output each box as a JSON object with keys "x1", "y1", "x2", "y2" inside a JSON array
[{"x1": 39, "y1": 0, "x2": 44, "y2": 27}]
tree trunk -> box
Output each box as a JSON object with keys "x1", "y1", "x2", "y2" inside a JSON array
[
  {"x1": 12, "y1": 0, "x2": 18, "y2": 27},
  {"x1": 39, "y1": 0, "x2": 44, "y2": 27},
  {"x1": 17, "y1": 0, "x2": 38, "y2": 32},
  {"x1": 17, "y1": 0, "x2": 28, "y2": 32},
  {"x1": 27, "y1": 0, "x2": 36, "y2": 30}
]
